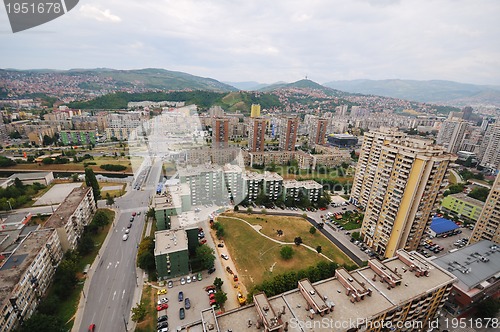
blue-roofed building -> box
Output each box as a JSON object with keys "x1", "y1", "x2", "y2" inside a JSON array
[{"x1": 429, "y1": 217, "x2": 460, "y2": 237}]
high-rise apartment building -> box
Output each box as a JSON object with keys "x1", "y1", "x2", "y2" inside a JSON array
[
  {"x1": 308, "y1": 117, "x2": 328, "y2": 147},
  {"x1": 212, "y1": 117, "x2": 229, "y2": 148},
  {"x1": 470, "y1": 172, "x2": 500, "y2": 244},
  {"x1": 353, "y1": 131, "x2": 456, "y2": 258},
  {"x1": 436, "y1": 119, "x2": 469, "y2": 153},
  {"x1": 278, "y1": 117, "x2": 298, "y2": 151},
  {"x1": 250, "y1": 104, "x2": 261, "y2": 118},
  {"x1": 248, "y1": 118, "x2": 266, "y2": 152},
  {"x1": 350, "y1": 128, "x2": 404, "y2": 208},
  {"x1": 477, "y1": 123, "x2": 500, "y2": 170}
]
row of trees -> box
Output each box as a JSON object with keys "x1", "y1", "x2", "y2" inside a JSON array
[
  {"x1": 0, "y1": 179, "x2": 45, "y2": 211},
  {"x1": 20, "y1": 210, "x2": 112, "y2": 331},
  {"x1": 100, "y1": 164, "x2": 127, "y2": 172},
  {"x1": 248, "y1": 261, "x2": 355, "y2": 300}
]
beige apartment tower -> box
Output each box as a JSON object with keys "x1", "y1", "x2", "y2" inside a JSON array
[
  {"x1": 248, "y1": 118, "x2": 267, "y2": 152},
  {"x1": 278, "y1": 117, "x2": 298, "y2": 151},
  {"x1": 353, "y1": 130, "x2": 456, "y2": 258},
  {"x1": 470, "y1": 172, "x2": 500, "y2": 244},
  {"x1": 308, "y1": 117, "x2": 328, "y2": 147}
]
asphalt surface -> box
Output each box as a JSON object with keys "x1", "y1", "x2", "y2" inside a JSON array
[{"x1": 76, "y1": 159, "x2": 160, "y2": 332}]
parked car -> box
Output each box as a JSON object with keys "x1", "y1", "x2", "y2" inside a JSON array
[
  {"x1": 167, "y1": 280, "x2": 173, "y2": 288},
  {"x1": 185, "y1": 298, "x2": 191, "y2": 309},
  {"x1": 157, "y1": 321, "x2": 168, "y2": 330},
  {"x1": 191, "y1": 275, "x2": 197, "y2": 283},
  {"x1": 179, "y1": 308, "x2": 185, "y2": 320},
  {"x1": 127, "y1": 223, "x2": 132, "y2": 229},
  {"x1": 156, "y1": 303, "x2": 169, "y2": 311},
  {"x1": 88, "y1": 324, "x2": 96, "y2": 332},
  {"x1": 157, "y1": 289, "x2": 167, "y2": 295},
  {"x1": 180, "y1": 277, "x2": 186, "y2": 285},
  {"x1": 157, "y1": 298, "x2": 169, "y2": 305},
  {"x1": 186, "y1": 276, "x2": 192, "y2": 283},
  {"x1": 208, "y1": 267, "x2": 216, "y2": 274},
  {"x1": 221, "y1": 254, "x2": 229, "y2": 260},
  {"x1": 178, "y1": 291, "x2": 184, "y2": 302},
  {"x1": 157, "y1": 315, "x2": 168, "y2": 323},
  {"x1": 217, "y1": 243, "x2": 224, "y2": 248},
  {"x1": 122, "y1": 234, "x2": 129, "y2": 241},
  {"x1": 197, "y1": 272, "x2": 202, "y2": 281},
  {"x1": 132, "y1": 212, "x2": 137, "y2": 216},
  {"x1": 125, "y1": 229, "x2": 130, "y2": 234}
]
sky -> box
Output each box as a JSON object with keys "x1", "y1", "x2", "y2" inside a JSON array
[{"x1": 1, "y1": 0, "x2": 500, "y2": 85}]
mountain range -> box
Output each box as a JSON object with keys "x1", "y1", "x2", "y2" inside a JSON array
[
  {"x1": 3, "y1": 67, "x2": 500, "y2": 107},
  {"x1": 322, "y1": 79, "x2": 500, "y2": 107}
]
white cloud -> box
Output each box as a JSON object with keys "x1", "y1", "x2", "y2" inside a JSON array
[{"x1": 79, "y1": 4, "x2": 121, "y2": 23}]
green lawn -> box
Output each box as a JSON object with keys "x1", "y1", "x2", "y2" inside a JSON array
[
  {"x1": 223, "y1": 212, "x2": 353, "y2": 265},
  {"x1": 217, "y1": 213, "x2": 354, "y2": 289}
]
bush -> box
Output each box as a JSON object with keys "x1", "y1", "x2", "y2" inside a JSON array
[
  {"x1": 280, "y1": 246, "x2": 294, "y2": 260},
  {"x1": 100, "y1": 164, "x2": 127, "y2": 172},
  {"x1": 309, "y1": 226, "x2": 317, "y2": 234}
]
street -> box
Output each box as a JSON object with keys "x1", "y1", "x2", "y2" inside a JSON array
[{"x1": 76, "y1": 159, "x2": 161, "y2": 332}]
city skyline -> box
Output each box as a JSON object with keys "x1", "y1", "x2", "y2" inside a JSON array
[{"x1": 1, "y1": 0, "x2": 500, "y2": 85}]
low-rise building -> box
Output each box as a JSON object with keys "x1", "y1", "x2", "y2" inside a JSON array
[
  {"x1": 43, "y1": 187, "x2": 96, "y2": 252},
  {"x1": 0, "y1": 172, "x2": 54, "y2": 188},
  {"x1": 194, "y1": 250, "x2": 456, "y2": 332},
  {"x1": 433, "y1": 240, "x2": 500, "y2": 316},
  {"x1": 154, "y1": 229, "x2": 190, "y2": 280},
  {"x1": 282, "y1": 180, "x2": 323, "y2": 203},
  {"x1": 441, "y1": 193, "x2": 484, "y2": 223},
  {"x1": 0, "y1": 229, "x2": 63, "y2": 332}
]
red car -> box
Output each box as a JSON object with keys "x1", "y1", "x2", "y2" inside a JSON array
[
  {"x1": 156, "y1": 303, "x2": 169, "y2": 311},
  {"x1": 132, "y1": 212, "x2": 137, "y2": 216},
  {"x1": 209, "y1": 299, "x2": 217, "y2": 305},
  {"x1": 199, "y1": 239, "x2": 207, "y2": 244},
  {"x1": 88, "y1": 324, "x2": 96, "y2": 332}
]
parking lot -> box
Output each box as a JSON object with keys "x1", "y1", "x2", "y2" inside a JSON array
[
  {"x1": 153, "y1": 204, "x2": 243, "y2": 330},
  {"x1": 417, "y1": 227, "x2": 473, "y2": 258}
]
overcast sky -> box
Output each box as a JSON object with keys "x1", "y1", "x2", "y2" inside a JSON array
[{"x1": 1, "y1": 0, "x2": 499, "y2": 85}]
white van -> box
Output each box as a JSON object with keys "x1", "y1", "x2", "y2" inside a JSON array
[{"x1": 122, "y1": 234, "x2": 129, "y2": 241}]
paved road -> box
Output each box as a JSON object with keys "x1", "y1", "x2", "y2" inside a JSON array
[{"x1": 76, "y1": 159, "x2": 161, "y2": 332}]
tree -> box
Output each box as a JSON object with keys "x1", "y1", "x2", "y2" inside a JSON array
[
  {"x1": 137, "y1": 237, "x2": 156, "y2": 273},
  {"x1": 468, "y1": 187, "x2": 490, "y2": 202},
  {"x1": 196, "y1": 244, "x2": 216, "y2": 269},
  {"x1": 93, "y1": 210, "x2": 110, "y2": 227},
  {"x1": 280, "y1": 246, "x2": 294, "y2": 260},
  {"x1": 71, "y1": 173, "x2": 79, "y2": 182},
  {"x1": 37, "y1": 294, "x2": 60, "y2": 315},
  {"x1": 294, "y1": 237, "x2": 303, "y2": 245},
  {"x1": 309, "y1": 226, "x2": 317, "y2": 234},
  {"x1": 77, "y1": 233, "x2": 94, "y2": 256},
  {"x1": 106, "y1": 192, "x2": 115, "y2": 206},
  {"x1": 19, "y1": 313, "x2": 65, "y2": 332},
  {"x1": 131, "y1": 300, "x2": 148, "y2": 322},
  {"x1": 14, "y1": 177, "x2": 23, "y2": 188},
  {"x1": 316, "y1": 245, "x2": 322, "y2": 254},
  {"x1": 351, "y1": 232, "x2": 361, "y2": 241},
  {"x1": 214, "y1": 290, "x2": 228, "y2": 308},
  {"x1": 85, "y1": 167, "x2": 101, "y2": 201},
  {"x1": 233, "y1": 205, "x2": 239, "y2": 212},
  {"x1": 247, "y1": 207, "x2": 253, "y2": 213},
  {"x1": 42, "y1": 134, "x2": 54, "y2": 146},
  {"x1": 147, "y1": 207, "x2": 156, "y2": 219},
  {"x1": 213, "y1": 277, "x2": 224, "y2": 290}
]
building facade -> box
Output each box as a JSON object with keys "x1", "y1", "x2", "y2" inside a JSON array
[
  {"x1": 441, "y1": 193, "x2": 484, "y2": 223},
  {"x1": 470, "y1": 173, "x2": 500, "y2": 244},
  {"x1": 278, "y1": 117, "x2": 298, "y2": 151},
  {"x1": 212, "y1": 118, "x2": 229, "y2": 148},
  {"x1": 43, "y1": 187, "x2": 96, "y2": 252},
  {"x1": 357, "y1": 134, "x2": 456, "y2": 258},
  {"x1": 248, "y1": 118, "x2": 267, "y2": 152},
  {"x1": 436, "y1": 119, "x2": 469, "y2": 154},
  {"x1": 60, "y1": 130, "x2": 97, "y2": 145},
  {"x1": 0, "y1": 229, "x2": 63, "y2": 332},
  {"x1": 308, "y1": 117, "x2": 328, "y2": 147}
]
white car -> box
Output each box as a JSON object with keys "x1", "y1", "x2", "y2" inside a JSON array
[
  {"x1": 180, "y1": 277, "x2": 186, "y2": 285},
  {"x1": 157, "y1": 298, "x2": 169, "y2": 305},
  {"x1": 122, "y1": 234, "x2": 129, "y2": 241},
  {"x1": 125, "y1": 229, "x2": 130, "y2": 234},
  {"x1": 221, "y1": 254, "x2": 229, "y2": 260},
  {"x1": 186, "y1": 276, "x2": 192, "y2": 283}
]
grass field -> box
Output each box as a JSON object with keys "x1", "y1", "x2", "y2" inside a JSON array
[
  {"x1": 134, "y1": 285, "x2": 156, "y2": 332},
  {"x1": 5, "y1": 156, "x2": 134, "y2": 173},
  {"x1": 222, "y1": 212, "x2": 353, "y2": 264},
  {"x1": 100, "y1": 181, "x2": 126, "y2": 198},
  {"x1": 217, "y1": 213, "x2": 354, "y2": 289}
]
